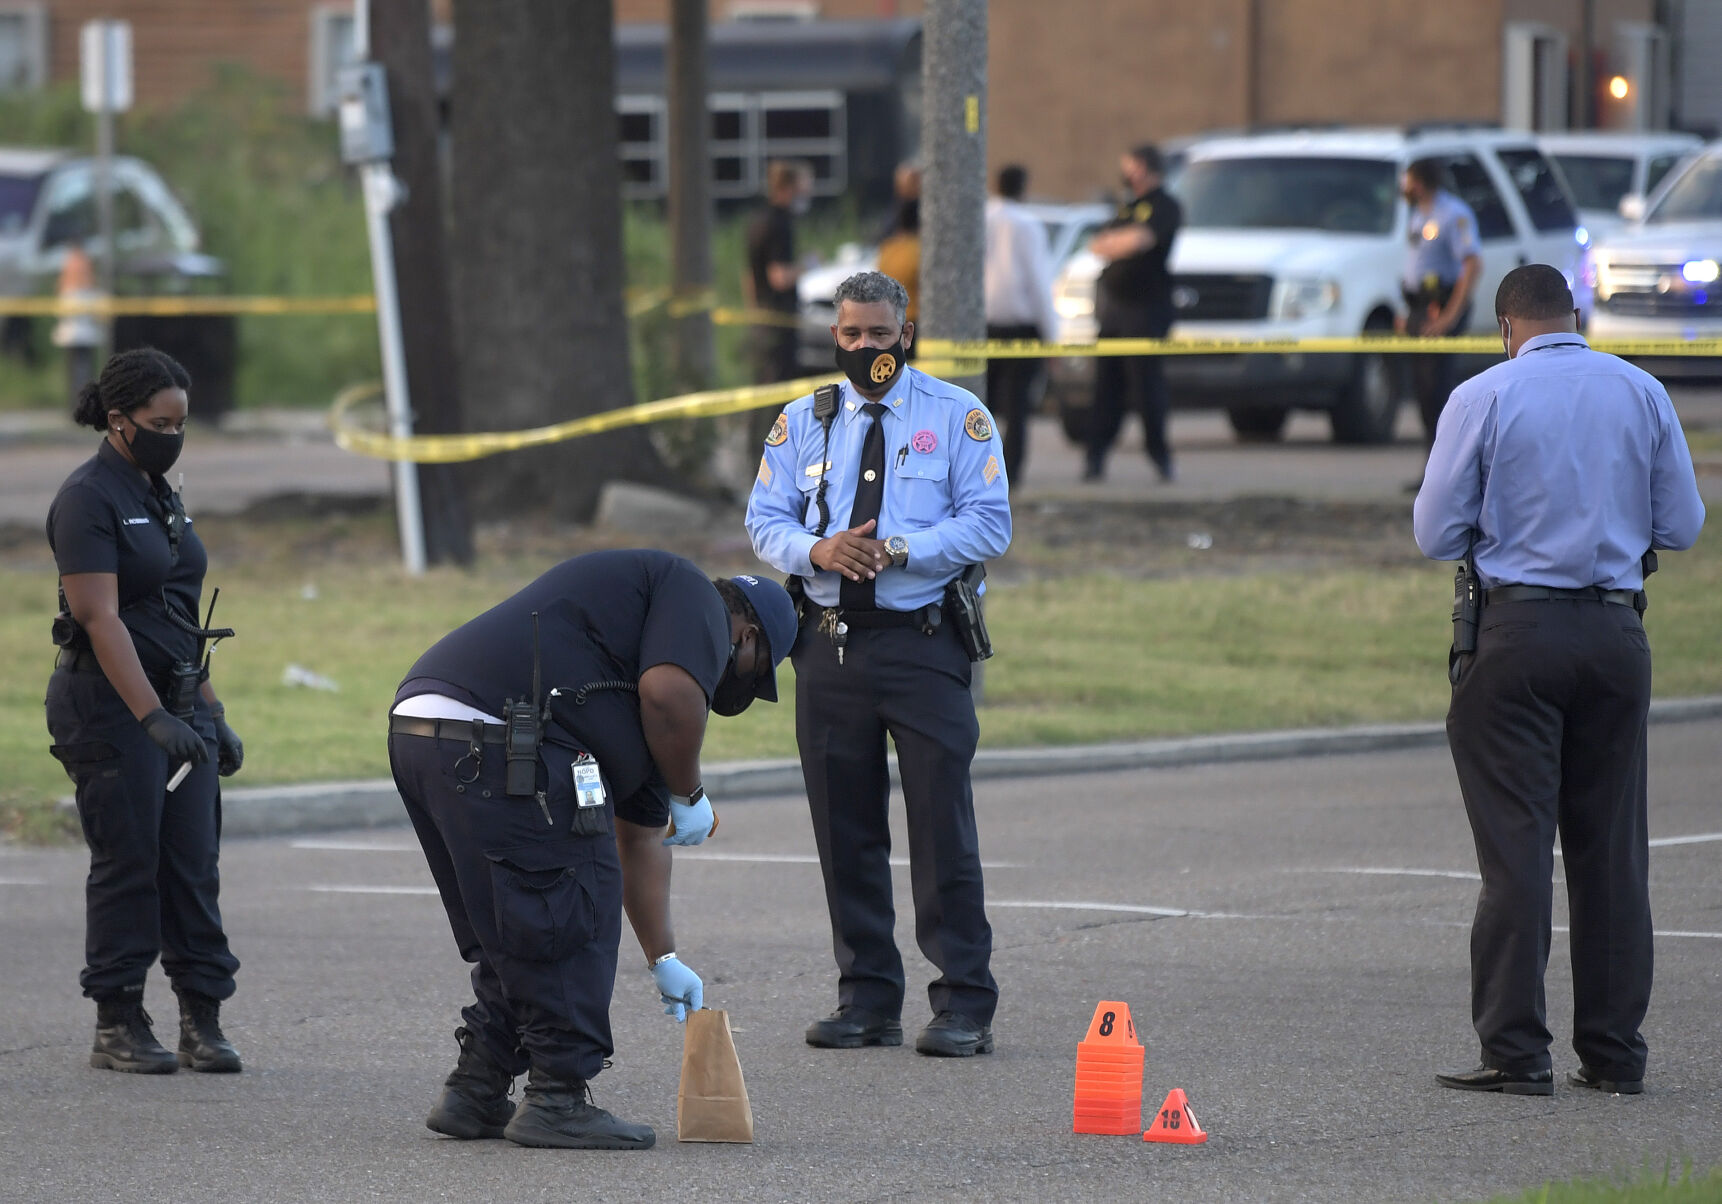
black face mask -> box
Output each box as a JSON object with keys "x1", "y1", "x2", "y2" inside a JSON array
[
  {"x1": 834, "y1": 335, "x2": 906, "y2": 392},
  {"x1": 119, "y1": 420, "x2": 184, "y2": 476},
  {"x1": 710, "y1": 635, "x2": 765, "y2": 717}
]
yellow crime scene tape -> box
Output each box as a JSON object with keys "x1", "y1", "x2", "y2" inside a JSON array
[
  {"x1": 919, "y1": 335, "x2": 1722, "y2": 358},
  {"x1": 0, "y1": 294, "x2": 379, "y2": 317}
]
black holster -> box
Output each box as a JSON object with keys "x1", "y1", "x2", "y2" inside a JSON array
[
  {"x1": 945, "y1": 564, "x2": 993, "y2": 663},
  {"x1": 1449, "y1": 556, "x2": 1480, "y2": 685},
  {"x1": 159, "y1": 661, "x2": 203, "y2": 721}
]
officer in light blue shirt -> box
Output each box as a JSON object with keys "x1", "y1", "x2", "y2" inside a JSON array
[
  {"x1": 1400, "y1": 158, "x2": 1484, "y2": 450},
  {"x1": 746, "y1": 270, "x2": 1011, "y2": 1060},
  {"x1": 1416, "y1": 265, "x2": 1704, "y2": 1100}
]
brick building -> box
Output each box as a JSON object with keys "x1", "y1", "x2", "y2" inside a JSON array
[{"x1": 1, "y1": 0, "x2": 1710, "y2": 203}]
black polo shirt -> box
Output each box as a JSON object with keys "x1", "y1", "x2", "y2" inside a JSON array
[
  {"x1": 47, "y1": 439, "x2": 206, "y2": 675},
  {"x1": 397, "y1": 549, "x2": 731, "y2": 802},
  {"x1": 746, "y1": 203, "x2": 798, "y2": 314},
  {"x1": 1097, "y1": 186, "x2": 1183, "y2": 314}
]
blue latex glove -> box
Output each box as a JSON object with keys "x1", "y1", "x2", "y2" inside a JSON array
[
  {"x1": 663, "y1": 786, "x2": 715, "y2": 847},
  {"x1": 652, "y1": 954, "x2": 704, "y2": 1022}
]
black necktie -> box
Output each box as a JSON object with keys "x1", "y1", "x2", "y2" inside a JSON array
[{"x1": 840, "y1": 402, "x2": 889, "y2": 610}]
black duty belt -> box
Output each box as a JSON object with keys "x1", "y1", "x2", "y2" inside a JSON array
[
  {"x1": 388, "y1": 714, "x2": 508, "y2": 744},
  {"x1": 55, "y1": 648, "x2": 102, "y2": 673},
  {"x1": 813, "y1": 603, "x2": 942, "y2": 630},
  {"x1": 1486, "y1": 585, "x2": 1637, "y2": 608}
]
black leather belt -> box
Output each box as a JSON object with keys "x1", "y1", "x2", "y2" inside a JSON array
[
  {"x1": 814, "y1": 603, "x2": 942, "y2": 630},
  {"x1": 55, "y1": 647, "x2": 102, "y2": 673},
  {"x1": 388, "y1": 714, "x2": 507, "y2": 744},
  {"x1": 1486, "y1": 585, "x2": 1637, "y2": 608}
]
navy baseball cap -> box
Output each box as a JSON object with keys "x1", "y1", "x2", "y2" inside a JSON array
[{"x1": 728, "y1": 573, "x2": 798, "y2": 702}]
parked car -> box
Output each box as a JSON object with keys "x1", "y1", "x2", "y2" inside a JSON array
[
  {"x1": 795, "y1": 201, "x2": 1111, "y2": 373},
  {"x1": 1537, "y1": 130, "x2": 1701, "y2": 237},
  {"x1": 1587, "y1": 140, "x2": 1722, "y2": 362},
  {"x1": 0, "y1": 147, "x2": 220, "y2": 296},
  {"x1": 1047, "y1": 126, "x2": 1587, "y2": 444}
]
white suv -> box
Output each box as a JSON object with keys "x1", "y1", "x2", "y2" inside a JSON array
[
  {"x1": 1587, "y1": 140, "x2": 1722, "y2": 352},
  {"x1": 1049, "y1": 127, "x2": 1585, "y2": 444}
]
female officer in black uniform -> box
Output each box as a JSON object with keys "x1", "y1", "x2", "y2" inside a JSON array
[{"x1": 46, "y1": 347, "x2": 244, "y2": 1075}]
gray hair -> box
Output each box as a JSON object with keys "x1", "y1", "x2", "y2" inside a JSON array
[{"x1": 834, "y1": 271, "x2": 909, "y2": 326}]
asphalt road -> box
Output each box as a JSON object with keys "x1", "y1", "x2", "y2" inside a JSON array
[
  {"x1": 2, "y1": 384, "x2": 1717, "y2": 527},
  {"x1": 3, "y1": 721, "x2": 1718, "y2": 1204}
]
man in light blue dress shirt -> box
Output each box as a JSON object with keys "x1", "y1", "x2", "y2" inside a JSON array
[
  {"x1": 1415, "y1": 264, "x2": 1705, "y2": 1098},
  {"x1": 746, "y1": 270, "x2": 1012, "y2": 1058}
]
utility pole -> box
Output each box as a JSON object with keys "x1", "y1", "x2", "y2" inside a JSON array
[
  {"x1": 917, "y1": 0, "x2": 988, "y2": 399},
  {"x1": 370, "y1": 0, "x2": 473, "y2": 566},
  {"x1": 668, "y1": 0, "x2": 715, "y2": 392}
]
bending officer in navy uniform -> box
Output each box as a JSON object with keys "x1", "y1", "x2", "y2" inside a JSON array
[
  {"x1": 46, "y1": 347, "x2": 245, "y2": 1077},
  {"x1": 746, "y1": 270, "x2": 1013, "y2": 1057},
  {"x1": 388, "y1": 551, "x2": 796, "y2": 1148},
  {"x1": 1415, "y1": 266, "x2": 1704, "y2": 1096}
]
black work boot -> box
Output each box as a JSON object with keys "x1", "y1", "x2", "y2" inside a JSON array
[
  {"x1": 426, "y1": 1027, "x2": 517, "y2": 1139},
  {"x1": 175, "y1": 989, "x2": 242, "y2": 1073},
  {"x1": 91, "y1": 997, "x2": 177, "y2": 1074},
  {"x1": 502, "y1": 1069, "x2": 655, "y2": 1150}
]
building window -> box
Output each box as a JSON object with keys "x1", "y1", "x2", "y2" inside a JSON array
[
  {"x1": 309, "y1": 5, "x2": 358, "y2": 118},
  {"x1": 0, "y1": 2, "x2": 47, "y2": 93},
  {"x1": 617, "y1": 89, "x2": 845, "y2": 202}
]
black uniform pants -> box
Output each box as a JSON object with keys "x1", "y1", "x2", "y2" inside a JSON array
[
  {"x1": 389, "y1": 731, "x2": 623, "y2": 1082},
  {"x1": 45, "y1": 666, "x2": 238, "y2": 1003},
  {"x1": 1406, "y1": 301, "x2": 1472, "y2": 445},
  {"x1": 985, "y1": 322, "x2": 1043, "y2": 483},
  {"x1": 792, "y1": 614, "x2": 997, "y2": 1024},
  {"x1": 1086, "y1": 304, "x2": 1173, "y2": 476},
  {"x1": 1446, "y1": 598, "x2": 1653, "y2": 1080}
]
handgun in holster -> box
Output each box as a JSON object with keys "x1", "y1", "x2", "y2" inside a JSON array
[
  {"x1": 502, "y1": 611, "x2": 546, "y2": 798},
  {"x1": 1635, "y1": 549, "x2": 1658, "y2": 616},
  {"x1": 1449, "y1": 550, "x2": 1480, "y2": 685},
  {"x1": 945, "y1": 563, "x2": 993, "y2": 663}
]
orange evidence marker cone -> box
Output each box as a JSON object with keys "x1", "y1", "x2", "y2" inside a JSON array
[
  {"x1": 1073, "y1": 1001, "x2": 1144, "y2": 1136},
  {"x1": 1143, "y1": 1088, "x2": 1208, "y2": 1144}
]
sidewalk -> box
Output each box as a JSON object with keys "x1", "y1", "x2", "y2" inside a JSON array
[{"x1": 205, "y1": 695, "x2": 1722, "y2": 836}]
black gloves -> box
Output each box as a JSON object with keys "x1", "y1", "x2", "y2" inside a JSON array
[
  {"x1": 141, "y1": 708, "x2": 209, "y2": 765},
  {"x1": 210, "y1": 706, "x2": 244, "y2": 777}
]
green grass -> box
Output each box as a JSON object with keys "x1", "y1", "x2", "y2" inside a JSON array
[
  {"x1": 6, "y1": 516, "x2": 1717, "y2": 841},
  {"x1": 1476, "y1": 1161, "x2": 1722, "y2": 1202}
]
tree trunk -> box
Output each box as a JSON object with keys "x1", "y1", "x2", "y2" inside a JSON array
[
  {"x1": 668, "y1": 0, "x2": 714, "y2": 393},
  {"x1": 448, "y1": 0, "x2": 666, "y2": 519},
  {"x1": 371, "y1": 0, "x2": 473, "y2": 565},
  {"x1": 918, "y1": 0, "x2": 988, "y2": 400}
]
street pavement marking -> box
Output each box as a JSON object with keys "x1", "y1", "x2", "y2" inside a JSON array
[
  {"x1": 293, "y1": 838, "x2": 419, "y2": 852},
  {"x1": 0, "y1": 878, "x2": 45, "y2": 886},
  {"x1": 1648, "y1": 831, "x2": 1722, "y2": 847},
  {"x1": 1304, "y1": 867, "x2": 1482, "y2": 881},
  {"x1": 305, "y1": 884, "x2": 440, "y2": 896}
]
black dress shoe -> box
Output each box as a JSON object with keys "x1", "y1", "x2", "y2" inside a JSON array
[
  {"x1": 914, "y1": 1011, "x2": 994, "y2": 1058},
  {"x1": 1435, "y1": 1064, "x2": 1553, "y2": 1096},
  {"x1": 1568, "y1": 1065, "x2": 1643, "y2": 1095},
  {"x1": 805, "y1": 1006, "x2": 902, "y2": 1049}
]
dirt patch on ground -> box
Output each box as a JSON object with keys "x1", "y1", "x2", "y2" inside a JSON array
[{"x1": 2, "y1": 494, "x2": 1427, "y2": 581}]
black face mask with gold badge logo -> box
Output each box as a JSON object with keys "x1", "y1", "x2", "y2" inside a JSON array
[{"x1": 834, "y1": 335, "x2": 905, "y2": 392}]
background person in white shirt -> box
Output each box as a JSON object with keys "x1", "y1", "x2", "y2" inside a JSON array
[{"x1": 984, "y1": 165, "x2": 1059, "y2": 484}]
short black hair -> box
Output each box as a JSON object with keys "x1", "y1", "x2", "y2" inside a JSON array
[
  {"x1": 1495, "y1": 263, "x2": 1576, "y2": 320},
  {"x1": 1406, "y1": 158, "x2": 1447, "y2": 192},
  {"x1": 71, "y1": 347, "x2": 192, "y2": 430},
  {"x1": 1128, "y1": 144, "x2": 1164, "y2": 176},
  {"x1": 996, "y1": 164, "x2": 1027, "y2": 200}
]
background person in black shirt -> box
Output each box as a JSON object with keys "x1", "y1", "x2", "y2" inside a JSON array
[
  {"x1": 1084, "y1": 143, "x2": 1183, "y2": 482},
  {"x1": 745, "y1": 158, "x2": 814, "y2": 391},
  {"x1": 388, "y1": 551, "x2": 795, "y2": 1150},
  {"x1": 45, "y1": 347, "x2": 244, "y2": 1077}
]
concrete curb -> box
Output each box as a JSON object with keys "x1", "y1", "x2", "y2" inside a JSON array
[{"x1": 206, "y1": 694, "x2": 1722, "y2": 838}]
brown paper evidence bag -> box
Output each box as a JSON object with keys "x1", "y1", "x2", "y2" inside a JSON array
[{"x1": 677, "y1": 1008, "x2": 755, "y2": 1143}]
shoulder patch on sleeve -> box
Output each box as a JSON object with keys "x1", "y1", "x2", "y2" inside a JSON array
[
  {"x1": 1456, "y1": 215, "x2": 1470, "y2": 235},
  {"x1": 963, "y1": 408, "x2": 993, "y2": 442},
  {"x1": 1134, "y1": 201, "x2": 1153, "y2": 223},
  {"x1": 765, "y1": 411, "x2": 789, "y2": 446}
]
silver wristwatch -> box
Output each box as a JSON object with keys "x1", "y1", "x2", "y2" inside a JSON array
[{"x1": 884, "y1": 535, "x2": 909, "y2": 568}]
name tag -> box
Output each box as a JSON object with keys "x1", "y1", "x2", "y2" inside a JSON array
[
  {"x1": 572, "y1": 754, "x2": 606, "y2": 809},
  {"x1": 123, "y1": 517, "x2": 151, "y2": 526},
  {"x1": 804, "y1": 461, "x2": 832, "y2": 478}
]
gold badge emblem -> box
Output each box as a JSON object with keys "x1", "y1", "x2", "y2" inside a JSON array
[
  {"x1": 870, "y1": 353, "x2": 898, "y2": 384},
  {"x1": 964, "y1": 408, "x2": 993, "y2": 442},
  {"x1": 765, "y1": 411, "x2": 789, "y2": 446}
]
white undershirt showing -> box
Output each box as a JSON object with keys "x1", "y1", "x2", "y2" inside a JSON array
[{"x1": 391, "y1": 693, "x2": 503, "y2": 724}]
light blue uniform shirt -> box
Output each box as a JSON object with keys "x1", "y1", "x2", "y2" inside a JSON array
[
  {"x1": 1414, "y1": 333, "x2": 1706, "y2": 589},
  {"x1": 746, "y1": 366, "x2": 1013, "y2": 609},
  {"x1": 1402, "y1": 189, "x2": 1481, "y2": 292}
]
